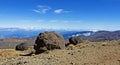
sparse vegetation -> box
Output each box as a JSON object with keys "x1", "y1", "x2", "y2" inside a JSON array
[{"x1": 0, "y1": 49, "x2": 20, "y2": 62}]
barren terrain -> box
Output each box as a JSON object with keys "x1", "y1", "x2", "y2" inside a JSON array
[{"x1": 0, "y1": 40, "x2": 120, "y2": 65}]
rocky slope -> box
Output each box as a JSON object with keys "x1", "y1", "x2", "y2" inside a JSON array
[{"x1": 0, "y1": 40, "x2": 120, "y2": 65}]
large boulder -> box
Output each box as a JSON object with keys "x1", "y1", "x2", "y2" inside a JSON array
[
  {"x1": 69, "y1": 37, "x2": 82, "y2": 45},
  {"x1": 16, "y1": 43, "x2": 29, "y2": 51},
  {"x1": 34, "y1": 31, "x2": 65, "y2": 54}
]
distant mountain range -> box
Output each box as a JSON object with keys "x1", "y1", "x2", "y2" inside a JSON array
[
  {"x1": 0, "y1": 28, "x2": 120, "y2": 42},
  {"x1": 0, "y1": 28, "x2": 42, "y2": 38},
  {"x1": 79, "y1": 31, "x2": 120, "y2": 42},
  {"x1": 68, "y1": 30, "x2": 120, "y2": 42},
  {"x1": 0, "y1": 28, "x2": 93, "y2": 38}
]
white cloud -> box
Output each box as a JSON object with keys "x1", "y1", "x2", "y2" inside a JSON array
[
  {"x1": 33, "y1": 5, "x2": 71, "y2": 14},
  {"x1": 54, "y1": 9, "x2": 71, "y2": 14},
  {"x1": 54, "y1": 9, "x2": 63, "y2": 14},
  {"x1": 33, "y1": 5, "x2": 51, "y2": 14}
]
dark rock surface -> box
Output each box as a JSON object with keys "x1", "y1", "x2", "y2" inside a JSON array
[
  {"x1": 34, "y1": 31, "x2": 65, "y2": 54},
  {"x1": 16, "y1": 43, "x2": 29, "y2": 51},
  {"x1": 69, "y1": 37, "x2": 82, "y2": 45}
]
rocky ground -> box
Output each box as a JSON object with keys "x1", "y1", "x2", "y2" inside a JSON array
[{"x1": 0, "y1": 40, "x2": 120, "y2": 65}]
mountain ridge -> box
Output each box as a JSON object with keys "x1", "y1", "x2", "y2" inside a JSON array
[{"x1": 0, "y1": 28, "x2": 120, "y2": 42}]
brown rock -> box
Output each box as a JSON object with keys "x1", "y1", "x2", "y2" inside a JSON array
[
  {"x1": 15, "y1": 43, "x2": 29, "y2": 51},
  {"x1": 69, "y1": 37, "x2": 82, "y2": 45},
  {"x1": 34, "y1": 31, "x2": 65, "y2": 54}
]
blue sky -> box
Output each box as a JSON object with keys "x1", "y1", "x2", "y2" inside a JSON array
[{"x1": 0, "y1": 0, "x2": 120, "y2": 30}]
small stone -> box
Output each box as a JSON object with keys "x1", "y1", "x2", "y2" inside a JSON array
[{"x1": 70, "y1": 62, "x2": 75, "y2": 65}]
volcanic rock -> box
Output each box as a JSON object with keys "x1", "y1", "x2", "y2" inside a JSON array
[
  {"x1": 69, "y1": 37, "x2": 82, "y2": 45},
  {"x1": 16, "y1": 43, "x2": 28, "y2": 51},
  {"x1": 34, "y1": 31, "x2": 65, "y2": 54}
]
